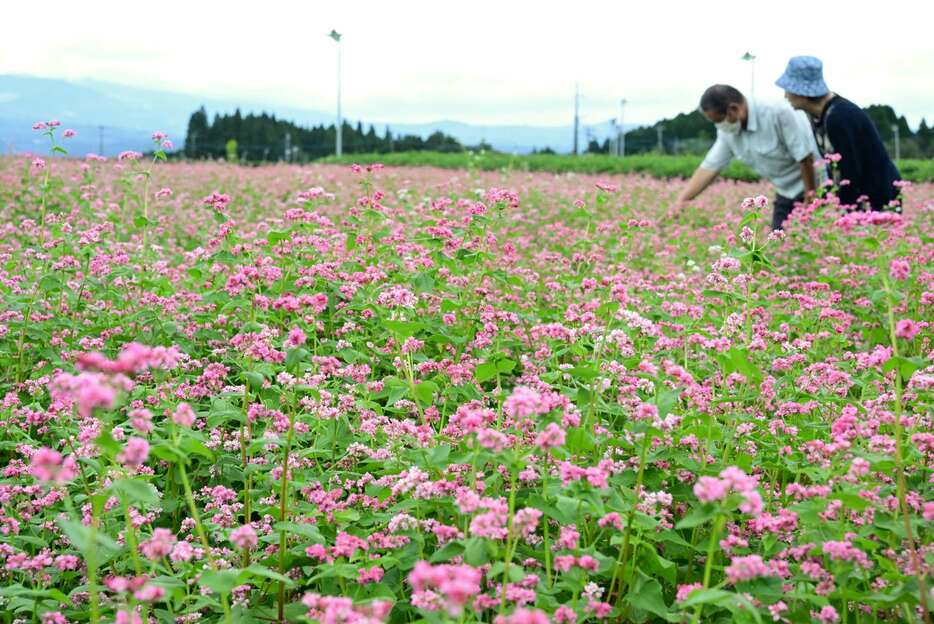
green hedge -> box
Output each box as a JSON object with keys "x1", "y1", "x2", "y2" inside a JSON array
[{"x1": 319, "y1": 151, "x2": 934, "y2": 183}]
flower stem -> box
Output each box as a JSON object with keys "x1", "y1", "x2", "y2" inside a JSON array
[
  {"x1": 693, "y1": 514, "x2": 726, "y2": 624},
  {"x1": 177, "y1": 456, "x2": 232, "y2": 624},
  {"x1": 882, "y1": 274, "x2": 931, "y2": 624},
  {"x1": 278, "y1": 403, "x2": 297, "y2": 623}
]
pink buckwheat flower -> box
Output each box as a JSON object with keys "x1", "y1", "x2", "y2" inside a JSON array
[
  {"x1": 693, "y1": 476, "x2": 729, "y2": 502},
  {"x1": 534, "y1": 422, "x2": 566, "y2": 450},
  {"x1": 895, "y1": 319, "x2": 920, "y2": 340},
  {"x1": 172, "y1": 402, "x2": 197, "y2": 427},
  {"x1": 889, "y1": 259, "x2": 911, "y2": 281},
  {"x1": 230, "y1": 524, "x2": 258, "y2": 550},
  {"x1": 30, "y1": 448, "x2": 78, "y2": 484},
  {"x1": 140, "y1": 528, "x2": 176, "y2": 560},
  {"x1": 116, "y1": 437, "x2": 149, "y2": 468},
  {"x1": 725, "y1": 554, "x2": 771, "y2": 584}
]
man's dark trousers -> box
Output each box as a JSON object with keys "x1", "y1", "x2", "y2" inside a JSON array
[{"x1": 772, "y1": 193, "x2": 805, "y2": 231}]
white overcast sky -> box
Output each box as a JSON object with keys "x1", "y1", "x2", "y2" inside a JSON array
[{"x1": 3, "y1": 0, "x2": 932, "y2": 128}]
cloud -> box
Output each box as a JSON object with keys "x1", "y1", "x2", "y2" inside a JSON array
[{"x1": 3, "y1": 0, "x2": 932, "y2": 127}]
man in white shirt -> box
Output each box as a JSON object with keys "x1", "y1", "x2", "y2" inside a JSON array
[{"x1": 674, "y1": 84, "x2": 822, "y2": 230}]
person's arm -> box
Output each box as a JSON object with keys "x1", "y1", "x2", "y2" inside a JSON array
[
  {"x1": 675, "y1": 137, "x2": 731, "y2": 206},
  {"x1": 798, "y1": 154, "x2": 816, "y2": 198},
  {"x1": 675, "y1": 167, "x2": 720, "y2": 203},
  {"x1": 779, "y1": 108, "x2": 819, "y2": 198}
]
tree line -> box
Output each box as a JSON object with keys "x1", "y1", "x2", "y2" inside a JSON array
[
  {"x1": 184, "y1": 103, "x2": 934, "y2": 162},
  {"x1": 183, "y1": 107, "x2": 474, "y2": 163},
  {"x1": 580, "y1": 105, "x2": 934, "y2": 158}
]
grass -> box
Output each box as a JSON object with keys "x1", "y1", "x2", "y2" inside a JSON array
[{"x1": 319, "y1": 151, "x2": 934, "y2": 183}]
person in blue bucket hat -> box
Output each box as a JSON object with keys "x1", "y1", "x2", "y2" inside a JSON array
[{"x1": 777, "y1": 56, "x2": 901, "y2": 212}]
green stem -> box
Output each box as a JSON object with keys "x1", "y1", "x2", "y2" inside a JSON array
[
  {"x1": 498, "y1": 467, "x2": 519, "y2": 618},
  {"x1": 693, "y1": 514, "x2": 726, "y2": 624},
  {"x1": 614, "y1": 431, "x2": 651, "y2": 603},
  {"x1": 278, "y1": 403, "x2": 297, "y2": 623},
  {"x1": 882, "y1": 274, "x2": 931, "y2": 624},
  {"x1": 177, "y1": 456, "x2": 233, "y2": 624}
]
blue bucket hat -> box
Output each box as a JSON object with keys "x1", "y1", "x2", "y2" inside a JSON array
[{"x1": 775, "y1": 56, "x2": 829, "y2": 97}]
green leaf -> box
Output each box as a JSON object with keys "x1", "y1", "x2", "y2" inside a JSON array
[
  {"x1": 200, "y1": 569, "x2": 241, "y2": 595},
  {"x1": 567, "y1": 366, "x2": 599, "y2": 381},
  {"x1": 883, "y1": 355, "x2": 926, "y2": 381},
  {"x1": 111, "y1": 478, "x2": 160, "y2": 506},
  {"x1": 94, "y1": 429, "x2": 122, "y2": 457},
  {"x1": 475, "y1": 362, "x2": 498, "y2": 383},
  {"x1": 639, "y1": 543, "x2": 677, "y2": 584},
  {"x1": 244, "y1": 371, "x2": 265, "y2": 392},
  {"x1": 243, "y1": 564, "x2": 294, "y2": 586},
  {"x1": 728, "y1": 348, "x2": 762, "y2": 382},
  {"x1": 285, "y1": 347, "x2": 309, "y2": 372},
  {"x1": 413, "y1": 381, "x2": 439, "y2": 405},
  {"x1": 386, "y1": 384, "x2": 408, "y2": 406},
  {"x1": 267, "y1": 231, "x2": 291, "y2": 245},
  {"x1": 496, "y1": 358, "x2": 517, "y2": 374},
  {"x1": 429, "y1": 541, "x2": 465, "y2": 563},
  {"x1": 679, "y1": 587, "x2": 736, "y2": 608},
  {"x1": 464, "y1": 537, "x2": 489, "y2": 565},
  {"x1": 382, "y1": 319, "x2": 424, "y2": 338},
  {"x1": 675, "y1": 505, "x2": 717, "y2": 529},
  {"x1": 273, "y1": 522, "x2": 325, "y2": 544},
  {"x1": 149, "y1": 442, "x2": 186, "y2": 463},
  {"x1": 627, "y1": 574, "x2": 669, "y2": 619},
  {"x1": 178, "y1": 435, "x2": 215, "y2": 462},
  {"x1": 57, "y1": 519, "x2": 119, "y2": 556},
  {"x1": 333, "y1": 509, "x2": 361, "y2": 524},
  {"x1": 736, "y1": 576, "x2": 784, "y2": 604},
  {"x1": 38, "y1": 274, "x2": 63, "y2": 293}
]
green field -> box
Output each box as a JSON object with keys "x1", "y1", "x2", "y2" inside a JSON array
[{"x1": 321, "y1": 150, "x2": 934, "y2": 183}]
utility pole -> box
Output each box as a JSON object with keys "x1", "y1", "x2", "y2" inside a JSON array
[
  {"x1": 657, "y1": 125, "x2": 664, "y2": 152},
  {"x1": 285, "y1": 132, "x2": 291, "y2": 162},
  {"x1": 573, "y1": 83, "x2": 580, "y2": 156},
  {"x1": 98, "y1": 125, "x2": 104, "y2": 155},
  {"x1": 329, "y1": 30, "x2": 343, "y2": 157},
  {"x1": 618, "y1": 99, "x2": 627, "y2": 157},
  {"x1": 892, "y1": 124, "x2": 901, "y2": 160},
  {"x1": 742, "y1": 52, "x2": 756, "y2": 101}
]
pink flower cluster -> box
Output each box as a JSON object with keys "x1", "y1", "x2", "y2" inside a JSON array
[
  {"x1": 692, "y1": 466, "x2": 763, "y2": 516},
  {"x1": 407, "y1": 561, "x2": 483, "y2": 615},
  {"x1": 302, "y1": 593, "x2": 392, "y2": 624},
  {"x1": 29, "y1": 448, "x2": 78, "y2": 484}
]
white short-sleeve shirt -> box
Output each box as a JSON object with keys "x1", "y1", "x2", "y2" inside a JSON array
[{"x1": 700, "y1": 101, "x2": 824, "y2": 198}]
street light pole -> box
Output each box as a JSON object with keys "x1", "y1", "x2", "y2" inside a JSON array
[
  {"x1": 892, "y1": 124, "x2": 901, "y2": 161},
  {"x1": 742, "y1": 52, "x2": 756, "y2": 101},
  {"x1": 618, "y1": 99, "x2": 627, "y2": 157},
  {"x1": 329, "y1": 30, "x2": 343, "y2": 157}
]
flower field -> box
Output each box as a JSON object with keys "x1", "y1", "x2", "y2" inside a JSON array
[{"x1": 1, "y1": 126, "x2": 933, "y2": 624}]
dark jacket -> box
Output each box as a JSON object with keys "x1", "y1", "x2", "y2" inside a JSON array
[{"x1": 813, "y1": 95, "x2": 901, "y2": 209}]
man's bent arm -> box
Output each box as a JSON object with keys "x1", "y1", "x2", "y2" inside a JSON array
[{"x1": 676, "y1": 167, "x2": 720, "y2": 204}]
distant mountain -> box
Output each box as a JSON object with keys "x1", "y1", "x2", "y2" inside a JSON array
[{"x1": 0, "y1": 75, "x2": 625, "y2": 156}]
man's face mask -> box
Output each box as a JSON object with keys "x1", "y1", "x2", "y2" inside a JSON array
[
  {"x1": 715, "y1": 119, "x2": 741, "y2": 134},
  {"x1": 714, "y1": 106, "x2": 742, "y2": 134}
]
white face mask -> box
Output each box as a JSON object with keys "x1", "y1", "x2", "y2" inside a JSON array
[{"x1": 716, "y1": 119, "x2": 742, "y2": 135}]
